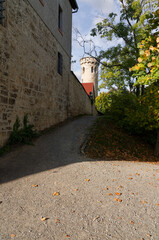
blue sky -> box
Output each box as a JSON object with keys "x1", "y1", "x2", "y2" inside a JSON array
[{"x1": 71, "y1": 0, "x2": 121, "y2": 81}]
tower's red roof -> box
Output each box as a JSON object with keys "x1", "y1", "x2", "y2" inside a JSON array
[{"x1": 82, "y1": 83, "x2": 94, "y2": 95}]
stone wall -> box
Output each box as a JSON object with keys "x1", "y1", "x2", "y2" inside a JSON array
[{"x1": 0, "y1": 0, "x2": 97, "y2": 148}]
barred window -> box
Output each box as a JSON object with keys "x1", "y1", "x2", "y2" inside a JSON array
[
  {"x1": 58, "y1": 52, "x2": 63, "y2": 75},
  {"x1": 0, "y1": 0, "x2": 5, "y2": 25}
]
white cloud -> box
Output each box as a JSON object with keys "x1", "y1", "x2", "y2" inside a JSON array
[{"x1": 79, "y1": 0, "x2": 120, "y2": 15}]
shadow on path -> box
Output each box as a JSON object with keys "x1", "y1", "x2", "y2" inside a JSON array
[{"x1": 0, "y1": 116, "x2": 97, "y2": 184}]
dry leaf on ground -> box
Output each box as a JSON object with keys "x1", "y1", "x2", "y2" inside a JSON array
[
  {"x1": 115, "y1": 192, "x2": 122, "y2": 196},
  {"x1": 74, "y1": 189, "x2": 78, "y2": 191},
  {"x1": 107, "y1": 193, "x2": 113, "y2": 196},
  {"x1": 130, "y1": 221, "x2": 135, "y2": 224},
  {"x1": 32, "y1": 184, "x2": 38, "y2": 187},
  {"x1": 56, "y1": 219, "x2": 60, "y2": 223},
  {"x1": 41, "y1": 217, "x2": 48, "y2": 221},
  {"x1": 11, "y1": 234, "x2": 16, "y2": 238},
  {"x1": 65, "y1": 235, "x2": 70, "y2": 238},
  {"x1": 141, "y1": 200, "x2": 148, "y2": 204},
  {"x1": 156, "y1": 203, "x2": 159, "y2": 206},
  {"x1": 114, "y1": 198, "x2": 122, "y2": 202},
  {"x1": 85, "y1": 179, "x2": 90, "y2": 182},
  {"x1": 128, "y1": 177, "x2": 133, "y2": 180},
  {"x1": 52, "y1": 192, "x2": 60, "y2": 196}
]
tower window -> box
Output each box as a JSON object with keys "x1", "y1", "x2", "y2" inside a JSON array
[
  {"x1": 83, "y1": 67, "x2": 85, "y2": 73},
  {"x1": 58, "y1": 52, "x2": 63, "y2": 75},
  {"x1": 58, "y1": 5, "x2": 63, "y2": 32},
  {"x1": 0, "y1": 0, "x2": 5, "y2": 25},
  {"x1": 91, "y1": 66, "x2": 93, "y2": 73}
]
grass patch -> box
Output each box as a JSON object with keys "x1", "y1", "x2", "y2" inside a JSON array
[{"x1": 85, "y1": 116, "x2": 159, "y2": 162}]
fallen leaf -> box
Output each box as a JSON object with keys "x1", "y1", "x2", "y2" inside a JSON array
[
  {"x1": 11, "y1": 234, "x2": 16, "y2": 238},
  {"x1": 140, "y1": 238, "x2": 145, "y2": 240},
  {"x1": 136, "y1": 173, "x2": 140, "y2": 176},
  {"x1": 85, "y1": 179, "x2": 90, "y2": 182},
  {"x1": 119, "y1": 185, "x2": 123, "y2": 188},
  {"x1": 141, "y1": 200, "x2": 148, "y2": 204},
  {"x1": 32, "y1": 184, "x2": 38, "y2": 187},
  {"x1": 74, "y1": 189, "x2": 78, "y2": 191},
  {"x1": 115, "y1": 192, "x2": 122, "y2": 196},
  {"x1": 56, "y1": 219, "x2": 60, "y2": 223},
  {"x1": 156, "y1": 203, "x2": 159, "y2": 206},
  {"x1": 114, "y1": 198, "x2": 122, "y2": 202},
  {"x1": 105, "y1": 188, "x2": 109, "y2": 190},
  {"x1": 93, "y1": 216, "x2": 100, "y2": 221},
  {"x1": 65, "y1": 235, "x2": 70, "y2": 238},
  {"x1": 130, "y1": 221, "x2": 135, "y2": 224},
  {"x1": 157, "y1": 179, "x2": 159, "y2": 181},
  {"x1": 41, "y1": 217, "x2": 48, "y2": 221},
  {"x1": 107, "y1": 193, "x2": 113, "y2": 196},
  {"x1": 52, "y1": 192, "x2": 60, "y2": 196},
  {"x1": 131, "y1": 192, "x2": 135, "y2": 195},
  {"x1": 108, "y1": 186, "x2": 111, "y2": 188},
  {"x1": 128, "y1": 178, "x2": 133, "y2": 180},
  {"x1": 146, "y1": 234, "x2": 152, "y2": 237}
]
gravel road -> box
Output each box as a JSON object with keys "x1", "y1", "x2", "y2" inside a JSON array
[{"x1": 0, "y1": 116, "x2": 159, "y2": 240}]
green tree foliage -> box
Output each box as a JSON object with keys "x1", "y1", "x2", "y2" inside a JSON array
[
  {"x1": 91, "y1": 0, "x2": 158, "y2": 92},
  {"x1": 130, "y1": 8, "x2": 159, "y2": 155}
]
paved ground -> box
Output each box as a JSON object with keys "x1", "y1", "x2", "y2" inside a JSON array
[{"x1": 0, "y1": 116, "x2": 159, "y2": 240}]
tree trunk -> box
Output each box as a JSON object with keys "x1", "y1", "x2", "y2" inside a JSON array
[{"x1": 154, "y1": 130, "x2": 159, "y2": 156}]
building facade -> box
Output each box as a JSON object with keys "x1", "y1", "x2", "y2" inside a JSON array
[{"x1": 0, "y1": 0, "x2": 97, "y2": 148}]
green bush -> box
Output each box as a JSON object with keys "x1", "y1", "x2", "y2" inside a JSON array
[{"x1": 8, "y1": 114, "x2": 37, "y2": 145}]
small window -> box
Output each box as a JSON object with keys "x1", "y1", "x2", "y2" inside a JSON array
[
  {"x1": 83, "y1": 67, "x2": 85, "y2": 73},
  {"x1": 58, "y1": 5, "x2": 63, "y2": 31},
  {"x1": 58, "y1": 52, "x2": 63, "y2": 75},
  {"x1": 0, "y1": 0, "x2": 5, "y2": 25},
  {"x1": 91, "y1": 66, "x2": 93, "y2": 73}
]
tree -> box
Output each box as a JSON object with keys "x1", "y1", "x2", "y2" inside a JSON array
[
  {"x1": 131, "y1": 8, "x2": 159, "y2": 155},
  {"x1": 91, "y1": 0, "x2": 158, "y2": 93}
]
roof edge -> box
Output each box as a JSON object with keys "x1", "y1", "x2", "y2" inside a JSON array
[{"x1": 69, "y1": 0, "x2": 78, "y2": 10}]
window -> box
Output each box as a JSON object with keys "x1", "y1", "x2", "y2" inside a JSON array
[
  {"x1": 58, "y1": 5, "x2": 63, "y2": 32},
  {"x1": 83, "y1": 67, "x2": 85, "y2": 73},
  {"x1": 0, "y1": 0, "x2": 5, "y2": 25},
  {"x1": 58, "y1": 52, "x2": 63, "y2": 75},
  {"x1": 91, "y1": 66, "x2": 93, "y2": 73}
]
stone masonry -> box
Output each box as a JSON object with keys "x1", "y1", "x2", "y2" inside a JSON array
[{"x1": 0, "y1": 0, "x2": 97, "y2": 148}]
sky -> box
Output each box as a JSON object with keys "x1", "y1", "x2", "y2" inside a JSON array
[{"x1": 71, "y1": 0, "x2": 121, "y2": 81}]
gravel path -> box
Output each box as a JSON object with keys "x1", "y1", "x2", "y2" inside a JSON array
[{"x1": 0, "y1": 116, "x2": 159, "y2": 240}]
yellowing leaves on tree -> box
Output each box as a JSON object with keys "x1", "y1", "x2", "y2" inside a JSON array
[
  {"x1": 152, "y1": 57, "x2": 156, "y2": 61},
  {"x1": 138, "y1": 57, "x2": 143, "y2": 63},
  {"x1": 156, "y1": 37, "x2": 159, "y2": 43},
  {"x1": 135, "y1": 65, "x2": 140, "y2": 70},
  {"x1": 147, "y1": 63, "x2": 152, "y2": 68},
  {"x1": 145, "y1": 50, "x2": 150, "y2": 57},
  {"x1": 149, "y1": 46, "x2": 155, "y2": 51}
]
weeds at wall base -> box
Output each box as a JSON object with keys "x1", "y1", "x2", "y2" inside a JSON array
[{"x1": 0, "y1": 114, "x2": 37, "y2": 157}]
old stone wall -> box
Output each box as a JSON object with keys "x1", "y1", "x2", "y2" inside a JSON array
[{"x1": 0, "y1": 0, "x2": 97, "y2": 148}]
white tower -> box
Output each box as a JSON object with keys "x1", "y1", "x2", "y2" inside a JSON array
[{"x1": 80, "y1": 57, "x2": 99, "y2": 97}]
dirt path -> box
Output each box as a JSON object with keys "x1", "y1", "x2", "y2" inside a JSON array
[{"x1": 0, "y1": 116, "x2": 159, "y2": 240}]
